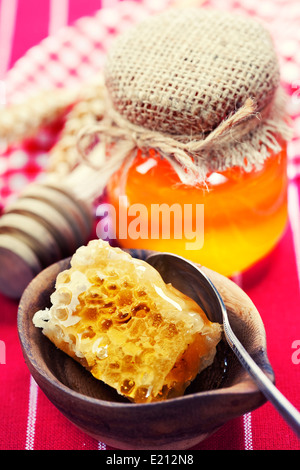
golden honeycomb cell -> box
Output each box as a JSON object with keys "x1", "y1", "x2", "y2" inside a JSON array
[{"x1": 33, "y1": 240, "x2": 222, "y2": 403}]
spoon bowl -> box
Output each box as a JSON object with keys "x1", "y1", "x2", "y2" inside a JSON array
[
  {"x1": 18, "y1": 249, "x2": 275, "y2": 450},
  {"x1": 146, "y1": 252, "x2": 224, "y2": 324}
]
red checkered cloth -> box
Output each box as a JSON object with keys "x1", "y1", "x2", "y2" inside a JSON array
[{"x1": 0, "y1": 0, "x2": 300, "y2": 451}]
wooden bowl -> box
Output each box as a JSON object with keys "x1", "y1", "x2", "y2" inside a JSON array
[{"x1": 17, "y1": 250, "x2": 274, "y2": 450}]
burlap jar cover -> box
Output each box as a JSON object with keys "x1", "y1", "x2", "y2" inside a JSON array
[{"x1": 78, "y1": 8, "x2": 292, "y2": 188}]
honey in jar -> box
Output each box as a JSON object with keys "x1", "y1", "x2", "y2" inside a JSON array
[
  {"x1": 107, "y1": 142, "x2": 288, "y2": 277},
  {"x1": 86, "y1": 9, "x2": 292, "y2": 277}
]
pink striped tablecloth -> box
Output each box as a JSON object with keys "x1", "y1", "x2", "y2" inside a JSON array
[{"x1": 0, "y1": 0, "x2": 299, "y2": 451}]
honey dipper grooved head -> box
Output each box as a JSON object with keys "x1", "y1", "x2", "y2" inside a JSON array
[{"x1": 0, "y1": 182, "x2": 94, "y2": 299}]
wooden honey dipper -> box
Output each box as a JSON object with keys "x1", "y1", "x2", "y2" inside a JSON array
[{"x1": 0, "y1": 175, "x2": 96, "y2": 299}]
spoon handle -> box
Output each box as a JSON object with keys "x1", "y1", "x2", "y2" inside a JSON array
[{"x1": 223, "y1": 319, "x2": 300, "y2": 438}]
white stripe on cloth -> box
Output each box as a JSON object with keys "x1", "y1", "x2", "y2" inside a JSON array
[
  {"x1": 23, "y1": 0, "x2": 71, "y2": 451},
  {"x1": 231, "y1": 273, "x2": 254, "y2": 450},
  {"x1": 243, "y1": 412, "x2": 253, "y2": 450},
  {"x1": 25, "y1": 376, "x2": 39, "y2": 450},
  {"x1": 0, "y1": 0, "x2": 18, "y2": 79},
  {"x1": 49, "y1": 0, "x2": 69, "y2": 36}
]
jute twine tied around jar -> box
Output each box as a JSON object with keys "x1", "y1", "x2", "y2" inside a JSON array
[{"x1": 77, "y1": 8, "x2": 292, "y2": 188}]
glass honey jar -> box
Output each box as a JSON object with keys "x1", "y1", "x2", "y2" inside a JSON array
[{"x1": 88, "y1": 8, "x2": 292, "y2": 277}]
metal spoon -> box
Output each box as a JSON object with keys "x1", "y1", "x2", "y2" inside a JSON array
[{"x1": 146, "y1": 252, "x2": 300, "y2": 439}]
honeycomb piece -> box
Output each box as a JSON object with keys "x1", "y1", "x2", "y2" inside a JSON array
[{"x1": 33, "y1": 240, "x2": 222, "y2": 403}]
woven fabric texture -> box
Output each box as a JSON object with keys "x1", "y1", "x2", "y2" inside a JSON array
[{"x1": 105, "y1": 8, "x2": 280, "y2": 135}]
